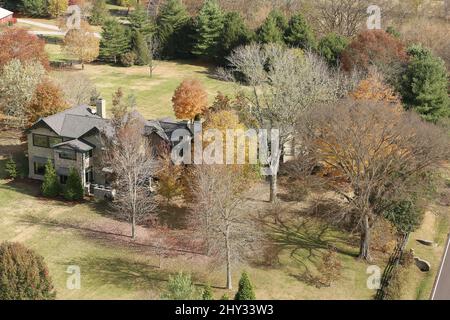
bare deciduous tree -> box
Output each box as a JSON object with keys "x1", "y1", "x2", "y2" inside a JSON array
[
  {"x1": 296, "y1": 99, "x2": 449, "y2": 261},
  {"x1": 52, "y1": 72, "x2": 99, "y2": 106},
  {"x1": 307, "y1": 0, "x2": 409, "y2": 37},
  {"x1": 102, "y1": 111, "x2": 158, "y2": 240},
  {"x1": 146, "y1": 34, "x2": 161, "y2": 78},
  {"x1": 191, "y1": 165, "x2": 262, "y2": 289},
  {"x1": 227, "y1": 43, "x2": 355, "y2": 202}
]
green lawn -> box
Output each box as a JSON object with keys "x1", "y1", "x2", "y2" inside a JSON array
[
  {"x1": 402, "y1": 165, "x2": 450, "y2": 300},
  {"x1": 0, "y1": 130, "x2": 382, "y2": 300},
  {"x1": 0, "y1": 178, "x2": 379, "y2": 300},
  {"x1": 53, "y1": 61, "x2": 237, "y2": 119}
]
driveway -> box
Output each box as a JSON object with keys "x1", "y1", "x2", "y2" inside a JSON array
[{"x1": 17, "y1": 18, "x2": 101, "y2": 39}]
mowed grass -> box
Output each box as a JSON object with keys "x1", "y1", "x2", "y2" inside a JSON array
[
  {"x1": 0, "y1": 175, "x2": 376, "y2": 299},
  {"x1": 402, "y1": 165, "x2": 450, "y2": 300},
  {"x1": 53, "y1": 61, "x2": 237, "y2": 119}
]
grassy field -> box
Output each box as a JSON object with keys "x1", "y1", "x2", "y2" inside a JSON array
[
  {"x1": 53, "y1": 62, "x2": 237, "y2": 119},
  {"x1": 402, "y1": 166, "x2": 450, "y2": 300},
  {"x1": 0, "y1": 132, "x2": 378, "y2": 300},
  {"x1": 0, "y1": 179, "x2": 377, "y2": 300}
]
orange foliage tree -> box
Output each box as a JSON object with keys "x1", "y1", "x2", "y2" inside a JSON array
[
  {"x1": 350, "y1": 69, "x2": 402, "y2": 107},
  {"x1": 172, "y1": 79, "x2": 208, "y2": 119},
  {"x1": 297, "y1": 99, "x2": 448, "y2": 260},
  {"x1": 27, "y1": 79, "x2": 68, "y2": 125},
  {"x1": 0, "y1": 28, "x2": 49, "y2": 69},
  {"x1": 341, "y1": 30, "x2": 407, "y2": 73}
]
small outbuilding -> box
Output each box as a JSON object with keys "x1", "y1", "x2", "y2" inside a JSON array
[{"x1": 0, "y1": 7, "x2": 14, "y2": 25}]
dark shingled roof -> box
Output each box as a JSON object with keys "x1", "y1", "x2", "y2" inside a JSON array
[
  {"x1": 52, "y1": 139, "x2": 95, "y2": 152},
  {"x1": 32, "y1": 105, "x2": 109, "y2": 138},
  {"x1": 30, "y1": 105, "x2": 191, "y2": 147}
]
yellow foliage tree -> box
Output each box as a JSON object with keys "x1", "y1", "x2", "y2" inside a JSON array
[
  {"x1": 64, "y1": 22, "x2": 100, "y2": 70},
  {"x1": 158, "y1": 151, "x2": 184, "y2": 205},
  {"x1": 350, "y1": 69, "x2": 402, "y2": 108},
  {"x1": 48, "y1": 0, "x2": 68, "y2": 18},
  {"x1": 172, "y1": 79, "x2": 208, "y2": 120}
]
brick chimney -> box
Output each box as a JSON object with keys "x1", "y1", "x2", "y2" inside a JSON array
[{"x1": 96, "y1": 98, "x2": 106, "y2": 119}]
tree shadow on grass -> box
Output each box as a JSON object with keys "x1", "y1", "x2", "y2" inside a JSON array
[
  {"x1": 18, "y1": 212, "x2": 205, "y2": 257},
  {"x1": 260, "y1": 199, "x2": 359, "y2": 276},
  {"x1": 1, "y1": 179, "x2": 41, "y2": 197},
  {"x1": 158, "y1": 204, "x2": 189, "y2": 230},
  {"x1": 18, "y1": 212, "x2": 128, "y2": 239},
  {"x1": 62, "y1": 256, "x2": 171, "y2": 293}
]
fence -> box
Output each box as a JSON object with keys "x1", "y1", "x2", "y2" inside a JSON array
[{"x1": 375, "y1": 233, "x2": 409, "y2": 300}]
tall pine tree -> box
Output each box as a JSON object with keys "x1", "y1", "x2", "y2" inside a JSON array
[
  {"x1": 129, "y1": 4, "x2": 154, "y2": 37},
  {"x1": 132, "y1": 31, "x2": 150, "y2": 65},
  {"x1": 41, "y1": 160, "x2": 60, "y2": 198},
  {"x1": 100, "y1": 18, "x2": 130, "y2": 64},
  {"x1": 217, "y1": 12, "x2": 253, "y2": 65},
  {"x1": 192, "y1": 0, "x2": 224, "y2": 59},
  {"x1": 63, "y1": 168, "x2": 84, "y2": 201},
  {"x1": 285, "y1": 13, "x2": 317, "y2": 49},
  {"x1": 400, "y1": 45, "x2": 450, "y2": 122},
  {"x1": 157, "y1": 0, "x2": 191, "y2": 59},
  {"x1": 318, "y1": 33, "x2": 349, "y2": 67},
  {"x1": 234, "y1": 272, "x2": 255, "y2": 300},
  {"x1": 89, "y1": 0, "x2": 110, "y2": 25},
  {"x1": 258, "y1": 12, "x2": 285, "y2": 44}
]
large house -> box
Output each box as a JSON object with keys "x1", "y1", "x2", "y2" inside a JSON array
[{"x1": 27, "y1": 99, "x2": 189, "y2": 198}]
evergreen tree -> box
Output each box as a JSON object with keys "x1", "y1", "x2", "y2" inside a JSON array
[
  {"x1": 400, "y1": 44, "x2": 450, "y2": 122},
  {"x1": 217, "y1": 12, "x2": 253, "y2": 65},
  {"x1": 161, "y1": 272, "x2": 197, "y2": 300},
  {"x1": 285, "y1": 13, "x2": 317, "y2": 49},
  {"x1": 63, "y1": 168, "x2": 84, "y2": 201},
  {"x1": 128, "y1": 4, "x2": 154, "y2": 36},
  {"x1": 41, "y1": 160, "x2": 60, "y2": 197},
  {"x1": 258, "y1": 13, "x2": 284, "y2": 44},
  {"x1": 4, "y1": 157, "x2": 17, "y2": 179},
  {"x1": 192, "y1": 0, "x2": 224, "y2": 59},
  {"x1": 202, "y1": 285, "x2": 213, "y2": 300},
  {"x1": 234, "y1": 272, "x2": 255, "y2": 300},
  {"x1": 89, "y1": 0, "x2": 109, "y2": 25},
  {"x1": 318, "y1": 33, "x2": 349, "y2": 67},
  {"x1": 407, "y1": 43, "x2": 432, "y2": 60},
  {"x1": 17, "y1": 0, "x2": 47, "y2": 17},
  {"x1": 0, "y1": 242, "x2": 56, "y2": 300},
  {"x1": 157, "y1": 0, "x2": 191, "y2": 59},
  {"x1": 267, "y1": 9, "x2": 288, "y2": 32},
  {"x1": 100, "y1": 19, "x2": 130, "y2": 64},
  {"x1": 132, "y1": 31, "x2": 150, "y2": 66}
]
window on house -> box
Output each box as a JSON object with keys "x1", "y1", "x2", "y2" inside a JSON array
[
  {"x1": 33, "y1": 134, "x2": 63, "y2": 148},
  {"x1": 49, "y1": 137, "x2": 63, "y2": 147},
  {"x1": 86, "y1": 150, "x2": 93, "y2": 159},
  {"x1": 59, "y1": 150, "x2": 77, "y2": 160},
  {"x1": 85, "y1": 168, "x2": 94, "y2": 183},
  {"x1": 33, "y1": 134, "x2": 49, "y2": 148},
  {"x1": 59, "y1": 175, "x2": 68, "y2": 184},
  {"x1": 34, "y1": 162, "x2": 46, "y2": 175}
]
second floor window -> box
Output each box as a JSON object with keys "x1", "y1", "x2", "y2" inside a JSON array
[
  {"x1": 59, "y1": 150, "x2": 77, "y2": 160},
  {"x1": 33, "y1": 134, "x2": 63, "y2": 148}
]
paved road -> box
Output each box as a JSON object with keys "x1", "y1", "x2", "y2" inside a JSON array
[{"x1": 431, "y1": 233, "x2": 450, "y2": 300}]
